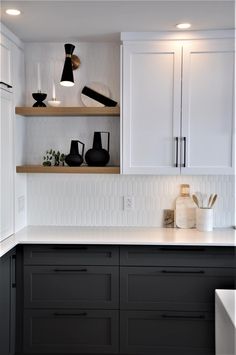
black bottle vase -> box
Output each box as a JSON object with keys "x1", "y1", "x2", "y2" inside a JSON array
[
  {"x1": 85, "y1": 132, "x2": 110, "y2": 166},
  {"x1": 65, "y1": 140, "x2": 85, "y2": 166}
]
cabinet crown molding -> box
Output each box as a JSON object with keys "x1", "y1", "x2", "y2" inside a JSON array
[
  {"x1": 0, "y1": 21, "x2": 24, "y2": 50},
  {"x1": 121, "y1": 30, "x2": 235, "y2": 42}
]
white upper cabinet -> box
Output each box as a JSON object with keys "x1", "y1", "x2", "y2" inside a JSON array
[
  {"x1": 0, "y1": 32, "x2": 14, "y2": 241},
  {"x1": 0, "y1": 33, "x2": 12, "y2": 88},
  {"x1": 0, "y1": 88, "x2": 14, "y2": 241},
  {"x1": 121, "y1": 33, "x2": 235, "y2": 175},
  {"x1": 0, "y1": 25, "x2": 25, "y2": 240},
  {"x1": 181, "y1": 39, "x2": 235, "y2": 174},
  {"x1": 122, "y1": 42, "x2": 182, "y2": 174}
]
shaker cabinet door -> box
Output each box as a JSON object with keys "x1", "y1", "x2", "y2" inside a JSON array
[
  {"x1": 0, "y1": 34, "x2": 12, "y2": 88},
  {"x1": 120, "y1": 266, "x2": 236, "y2": 311},
  {"x1": 23, "y1": 244, "x2": 119, "y2": 266},
  {"x1": 120, "y1": 310, "x2": 214, "y2": 355},
  {"x1": 24, "y1": 309, "x2": 119, "y2": 354},
  {"x1": 0, "y1": 250, "x2": 16, "y2": 355},
  {"x1": 181, "y1": 39, "x2": 235, "y2": 175},
  {"x1": 122, "y1": 42, "x2": 182, "y2": 174},
  {"x1": 24, "y1": 265, "x2": 119, "y2": 309}
]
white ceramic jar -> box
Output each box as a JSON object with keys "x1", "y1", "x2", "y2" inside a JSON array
[{"x1": 196, "y1": 208, "x2": 213, "y2": 232}]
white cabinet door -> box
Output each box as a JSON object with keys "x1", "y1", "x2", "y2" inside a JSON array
[
  {"x1": 0, "y1": 34, "x2": 12, "y2": 88},
  {"x1": 122, "y1": 42, "x2": 182, "y2": 174},
  {"x1": 181, "y1": 39, "x2": 235, "y2": 175},
  {"x1": 0, "y1": 88, "x2": 14, "y2": 240}
]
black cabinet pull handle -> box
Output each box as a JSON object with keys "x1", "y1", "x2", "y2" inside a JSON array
[
  {"x1": 52, "y1": 246, "x2": 88, "y2": 250},
  {"x1": 161, "y1": 270, "x2": 205, "y2": 274},
  {"x1": 159, "y1": 247, "x2": 205, "y2": 252},
  {"x1": 162, "y1": 314, "x2": 205, "y2": 320},
  {"x1": 53, "y1": 268, "x2": 87, "y2": 272},
  {"x1": 175, "y1": 137, "x2": 179, "y2": 167},
  {"x1": 0, "y1": 81, "x2": 12, "y2": 89},
  {"x1": 182, "y1": 137, "x2": 187, "y2": 167},
  {"x1": 54, "y1": 312, "x2": 87, "y2": 317},
  {"x1": 11, "y1": 254, "x2": 16, "y2": 287}
]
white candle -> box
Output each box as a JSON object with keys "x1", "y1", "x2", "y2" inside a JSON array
[
  {"x1": 52, "y1": 82, "x2": 56, "y2": 99},
  {"x1": 37, "y1": 63, "x2": 41, "y2": 92}
]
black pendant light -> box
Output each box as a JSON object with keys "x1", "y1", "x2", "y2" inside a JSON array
[{"x1": 60, "y1": 43, "x2": 80, "y2": 87}]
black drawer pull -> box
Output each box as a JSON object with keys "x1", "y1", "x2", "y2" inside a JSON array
[
  {"x1": 159, "y1": 247, "x2": 205, "y2": 252},
  {"x1": 52, "y1": 246, "x2": 88, "y2": 250},
  {"x1": 175, "y1": 137, "x2": 179, "y2": 167},
  {"x1": 53, "y1": 268, "x2": 87, "y2": 272},
  {"x1": 182, "y1": 136, "x2": 187, "y2": 168},
  {"x1": 54, "y1": 312, "x2": 87, "y2": 317},
  {"x1": 161, "y1": 270, "x2": 205, "y2": 274},
  {"x1": 0, "y1": 81, "x2": 13, "y2": 89},
  {"x1": 162, "y1": 314, "x2": 205, "y2": 320}
]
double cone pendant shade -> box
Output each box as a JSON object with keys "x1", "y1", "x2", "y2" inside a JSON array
[{"x1": 60, "y1": 43, "x2": 76, "y2": 87}]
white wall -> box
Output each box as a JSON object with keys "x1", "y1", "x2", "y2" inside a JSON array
[
  {"x1": 24, "y1": 42, "x2": 120, "y2": 166},
  {"x1": 24, "y1": 42, "x2": 120, "y2": 106},
  {"x1": 24, "y1": 42, "x2": 235, "y2": 228}
]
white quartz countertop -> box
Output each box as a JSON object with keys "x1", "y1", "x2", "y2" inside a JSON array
[
  {"x1": 0, "y1": 225, "x2": 235, "y2": 257},
  {"x1": 215, "y1": 289, "x2": 236, "y2": 355},
  {"x1": 216, "y1": 290, "x2": 236, "y2": 327}
]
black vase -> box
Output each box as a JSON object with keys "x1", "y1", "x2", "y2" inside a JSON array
[
  {"x1": 65, "y1": 140, "x2": 85, "y2": 167},
  {"x1": 85, "y1": 132, "x2": 110, "y2": 166},
  {"x1": 32, "y1": 92, "x2": 47, "y2": 107}
]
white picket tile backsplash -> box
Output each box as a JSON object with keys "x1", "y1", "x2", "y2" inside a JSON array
[{"x1": 28, "y1": 175, "x2": 235, "y2": 227}]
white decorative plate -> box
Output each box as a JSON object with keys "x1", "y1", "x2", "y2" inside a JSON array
[{"x1": 81, "y1": 82, "x2": 111, "y2": 107}]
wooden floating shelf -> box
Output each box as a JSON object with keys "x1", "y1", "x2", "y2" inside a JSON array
[
  {"x1": 15, "y1": 106, "x2": 120, "y2": 117},
  {"x1": 16, "y1": 165, "x2": 120, "y2": 174}
]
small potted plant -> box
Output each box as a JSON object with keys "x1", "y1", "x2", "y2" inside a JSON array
[{"x1": 43, "y1": 149, "x2": 66, "y2": 166}]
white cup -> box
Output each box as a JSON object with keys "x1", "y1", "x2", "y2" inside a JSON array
[{"x1": 196, "y1": 208, "x2": 213, "y2": 232}]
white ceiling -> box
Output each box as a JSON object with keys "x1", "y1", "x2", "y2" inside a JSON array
[{"x1": 1, "y1": 0, "x2": 235, "y2": 42}]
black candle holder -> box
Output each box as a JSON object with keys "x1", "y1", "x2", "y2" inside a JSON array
[{"x1": 32, "y1": 92, "x2": 47, "y2": 107}]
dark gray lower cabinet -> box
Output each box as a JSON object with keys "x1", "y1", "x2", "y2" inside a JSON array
[
  {"x1": 0, "y1": 249, "x2": 16, "y2": 355},
  {"x1": 24, "y1": 309, "x2": 119, "y2": 354},
  {"x1": 120, "y1": 246, "x2": 236, "y2": 268},
  {"x1": 24, "y1": 266, "x2": 119, "y2": 309},
  {"x1": 23, "y1": 245, "x2": 119, "y2": 266},
  {"x1": 120, "y1": 266, "x2": 236, "y2": 311},
  {"x1": 120, "y1": 310, "x2": 214, "y2": 355},
  {"x1": 17, "y1": 244, "x2": 236, "y2": 355}
]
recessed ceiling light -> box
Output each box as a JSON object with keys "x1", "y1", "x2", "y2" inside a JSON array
[
  {"x1": 6, "y1": 9, "x2": 21, "y2": 16},
  {"x1": 176, "y1": 23, "x2": 192, "y2": 30}
]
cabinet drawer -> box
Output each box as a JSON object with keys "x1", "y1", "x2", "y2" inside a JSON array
[
  {"x1": 120, "y1": 310, "x2": 214, "y2": 355},
  {"x1": 120, "y1": 246, "x2": 236, "y2": 267},
  {"x1": 24, "y1": 245, "x2": 119, "y2": 265},
  {"x1": 120, "y1": 267, "x2": 236, "y2": 311},
  {"x1": 24, "y1": 309, "x2": 119, "y2": 353},
  {"x1": 24, "y1": 266, "x2": 119, "y2": 309}
]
